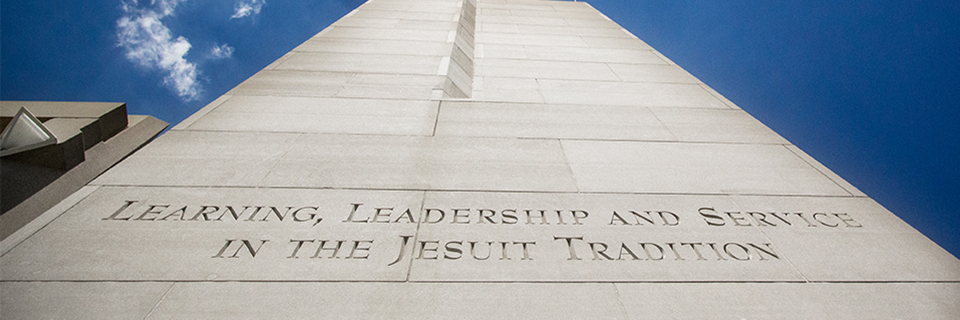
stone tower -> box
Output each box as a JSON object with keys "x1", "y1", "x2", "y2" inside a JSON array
[{"x1": 2, "y1": 0, "x2": 957, "y2": 318}]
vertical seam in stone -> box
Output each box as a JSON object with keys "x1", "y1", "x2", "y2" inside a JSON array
[
  {"x1": 332, "y1": 84, "x2": 347, "y2": 99},
  {"x1": 255, "y1": 133, "x2": 304, "y2": 187},
  {"x1": 766, "y1": 234, "x2": 811, "y2": 283},
  {"x1": 405, "y1": 191, "x2": 428, "y2": 282},
  {"x1": 605, "y1": 62, "x2": 623, "y2": 81},
  {"x1": 646, "y1": 107, "x2": 681, "y2": 142},
  {"x1": 611, "y1": 283, "x2": 631, "y2": 319},
  {"x1": 142, "y1": 282, "x2": 176, "y2": 320},
  {"x1": 432, "y1": 101, "x2": 443, "y2": 137},
  {"x1": 728, "y1": 195, "x2": 811, "y2": 283},
  {"x1": 557, "y1": 139, "x2": 582, "y2": 193},
  {"x1": 533, "y1": 78, "x2": 547, "y2": 103},
  {"x1": 535, "y1": 89, "x2": 547, "y2": 104},
  {"x1": 783, "y1": 144, "x2": 856, "y2": 197}
]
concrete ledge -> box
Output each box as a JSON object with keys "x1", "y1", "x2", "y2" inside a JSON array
[
  {"x1": 1, "y1": 101, "x2": 129, "y2": 139},
  {"x1": 0, "y1": 116, "x2": 168, "y2": 240}
]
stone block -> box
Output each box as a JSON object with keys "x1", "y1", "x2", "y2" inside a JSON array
[
  {"x1": 408, "y1": 192, "x2": 804, "y2": 282},
  {"x1": 477, "y1": 59, "x2": 619, "y2": 81},
  {"x1": 481, "y1": 44, "x2": 660, "y2": 63},
  {"x1": 0, "y1": 282, "x2": 171, "y2": 320},
  {"x1": 0, "y1": 187, "x2": 422, "y2": 281},
  {"x1": 616, "y1": 283, "x2": 960, "y2": 319},
  {"x1": 650, "y1": 107, "x2": 790, "y2": 144},
  {"x1": 261, "y1": 135, "x2": 578, "y2": 192},
  {"x1": 186, "y1": 96, "x2": 439, "y2": 135},
  {"x1": 147, "y1": 282, "x2": 627, "y2": 319},
  {"x1": 277, "y1": 52, "x2": 443, "y2": 75},
  {"x1": 92, "y1": 131, "x2": 299, "y2": 187},
  {"x1": 227, "y1": 70, "x2": 351, "y2": 97},
  {"x1": 561, "y1": 140, "x2": 853, "y2": 195},
  {"x1": 435, "y1": 101, "x2": 676, "y2": 140},
  {"x1": 295, "y1": 38, "x2": 452, "y2": 56}
]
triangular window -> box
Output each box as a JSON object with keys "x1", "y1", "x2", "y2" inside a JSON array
[{"x1": 0, "y1": 107, "x2": 57, "y2": 157}]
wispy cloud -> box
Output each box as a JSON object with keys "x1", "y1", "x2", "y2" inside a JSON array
[
  {"x1": 231, "y1": 0, "x2": 266, "y2": 19},
  {"x1": 210, "y1": 43, "x2": 235, "y2": 59},
  {"x1": 116, "y1": 0, "x2": 201, "y2": 100}
]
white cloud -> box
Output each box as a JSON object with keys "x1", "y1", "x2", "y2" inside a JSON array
[
  {"x1": 116, "y1": 0, "x2": 201, "y2": 100},
  {"x1": 153, "y1": 0, "x2": 187, "y2": 16},
  {"x1": 210, "y1": 43, "x2": 235, "y2": 59},
  {"x1": 231, "y1": 0, "x2": 266, "y2": 19}
]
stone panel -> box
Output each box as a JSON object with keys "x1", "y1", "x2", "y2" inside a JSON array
[
  {"x1": 295, "y1": 38, "x2": 452, "y2": 56},
  {"x1": 476, "y1": 15, "x2": 570, "y2": 27},
  {"x1": 0, "y1": 187, "x2": 421, "y2": 281},
  {"x1": 515, "y1": 23, "x2": 627, "y2": 37},
  {"x1": 616, "y1": 283, "x2": 960, "y2": 319},
  {"x1": 650, "y1": 107, "x2": 790, "y2": 144},
  {"x1": 607, "y1": 63, "x2": 701, "y2": 83},
  {"x1": 480, "y1": 43, "x2": 662, "y2": 63},
  {"x1": 277, "y1": 52, "x2": 442, "y2": 75},
  {"x1": 784, "y1": 145, "x2": 867, "y2": 197},
  {"x1": 335, "y1": 84, "x2": 436, "y2": 100},
  {"x1": 731, "y1": 195, "x2": 960, "y2": 281},
  {"x1": 226, "y1": 70, "x2": 351, "y2": 97},
  {"x1": 92, "y1": 131, "x2": 300, "y2": 187},
  {"x1": 320, "y1": 26, "x2": 451, "y2": 42},
  {"x1": 537, "y1": 79, "x2": 729, "y2": 108},
  {"x1": 561, "y1": 140, "x2": 852, "y2": 195},
  {"x1": 476, "y1": 32, "x2": 589, "y2": 47},
  {"x1": 347, "y1": 10, "x2": 458, "y2": 22},
  {"x1": 408, "y1": 192, "x2": 804, "y2": 282},
  {"x1": 147, "y1": 282, "x2": 627, "y2": 320},
  {"x1": 0, "y1": 282, "x2": 171, "y2": 320},
  {"x1": 476, "y1": 88, "x2": 545, "y2": 103},
  {"x1": 262, "y1": 135, "x2": 579, "y2": 192},
  {"x1": 477, "y1": 59, "x2": 619, "y2": 81},
  {"x1": 582, "y1": 35, "x2": 655, "y2": 49},
  {"x1": 475, "y1": 76, "x2": 539, "y2": 91},
  {"x1": 186, "y1": 96, "x2": 439, "y2": 135},
  {"x1": 435, "y1": 101, "x2": 676, "y2": 140}
]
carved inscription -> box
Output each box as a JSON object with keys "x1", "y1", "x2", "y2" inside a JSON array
[
  {"x1": 553, "y1": 236, "x2": 779, "y2": 261},
  {"x1": 103, "y1": 200, "x2": 324, "y2": 226},
  {"x1": 287, "y1": 239, "x2": 374, "y2": 259},
  {"x1": 101, "y1": 201, "x2": 864, "y2": 265},
  {"x1": 342, "y1": 203, "x2": 589, "y2": 225},
  {"x1": 698, "y1": 207, "x2": 863, "y2": 228}
]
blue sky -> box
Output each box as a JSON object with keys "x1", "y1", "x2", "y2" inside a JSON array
[{"x1": 2, "y1": 0, "x2": 958, "y2": 258}]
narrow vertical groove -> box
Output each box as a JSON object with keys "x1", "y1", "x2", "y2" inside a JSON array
[
  {"x1": 404, "y1": 191, "x2": 428, "y2": 282},
  {"x1": 611, "y1": 283, "x2": 631, "y2": 319},
  {"x1": 557, "y1": 139, "x2": 582, "y2": 193},
  {"x1": 728, "y1": 196, "x2": 811, "y2": 283},
  {"x1": 432, "y1": 100, "x2": 442, "y2": 137},
  {"x1": 142, "y1": 282, "x2": 176, "y2": 320},
  {"x1": 255, "y1": 133, "x2": 303, "y2": 187}
]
